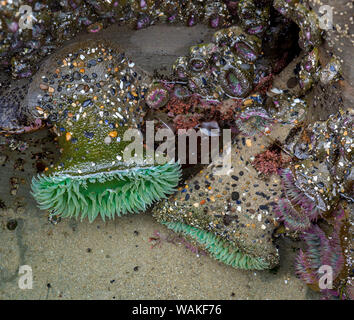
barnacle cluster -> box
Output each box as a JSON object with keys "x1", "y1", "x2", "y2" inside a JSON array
[
  {"x1": 298, "y1": 49, "x2": 342, "y2": 94},
  {"x1": 273, "y1": 0, "x2": 322, "y2": 51},
  {"x1": 238, "y1": 0, "x2": 271, "y2": 35},
  {"x1": 0, "y1": 0, "x2": 233, "y2": 79},
  {"x1": 0, "y1": 78, "x2": 34, "y2": 134},
  {"x1": 0, "y1": 0, "x2": 97, "y2": 78},
  {"x1": 298, "y1": 48, "x2": 320, "y2": 92}
]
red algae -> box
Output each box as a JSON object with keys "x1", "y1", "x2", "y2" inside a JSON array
[{"x1": 252, "y1": 148, "x2": 290, "y2": 175}]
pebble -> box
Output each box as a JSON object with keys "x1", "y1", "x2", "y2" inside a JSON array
[{"x1": 6, "y1": 219, "x2": 18, "y2": 231}]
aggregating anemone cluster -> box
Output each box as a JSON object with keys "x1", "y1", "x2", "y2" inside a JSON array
[
  {"x1": 295, "y1": 203, "x2": 352, "y2": 299},
  {"x1": 0, "y1": 0, "x2": 233, "y2": 79},
  {"x1": 0, "y1": 0, "x2": 352, "y2": 298}
]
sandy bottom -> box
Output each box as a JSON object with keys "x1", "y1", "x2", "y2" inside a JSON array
[{"x1": 0, "y1": 129, "x2": 320, "y2": 300}]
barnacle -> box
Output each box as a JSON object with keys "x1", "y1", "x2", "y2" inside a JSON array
[
  {"x1": 320, "y1": 58, "x2": 342, "y2": 85},
  {"x1": 298, "y1": 48, "x2": 320, "y2": 92}
]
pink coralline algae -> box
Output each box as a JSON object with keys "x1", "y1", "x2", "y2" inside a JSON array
[
  {"x1": 252, "y1": 148, "x2": 290, "y2": 176},
  {"x1": 166, "y1": 96, "x2": 194, "y2": 115},
  {"x1": 173, "y1": 114, "x2": 201, "y2": 130}
]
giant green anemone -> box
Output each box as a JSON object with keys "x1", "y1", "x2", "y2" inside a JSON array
[
  {"x1": 152, "y1": 128, "x2": 287, "y2": 270},
  {"x1": 161, "y1": 221, "x2": 270, "y2": 270},
  {"x1": 28, "y1": 39, "x2": 181, "y2": 221}
]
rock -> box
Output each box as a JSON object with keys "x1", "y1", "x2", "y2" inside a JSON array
[
  {"x1": 306, "y1": 0, "x2": 354, "y2": 106},
  {"x1": 16, "y1": 206, "x2": 26, "y2": 215}
]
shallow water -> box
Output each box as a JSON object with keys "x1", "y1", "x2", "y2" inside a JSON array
[{"x1": 0, "y1": 22, "x2": 326, "y2": 301}]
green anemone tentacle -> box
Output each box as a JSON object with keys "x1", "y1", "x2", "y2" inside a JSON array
[
  {"x1": 161, "y1": 221, "x2": 270, "y2": 270},
  {"x1": 31, "y1": 162, "x2": 181, "y2": 222}
]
